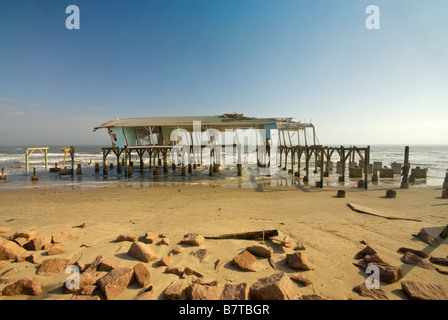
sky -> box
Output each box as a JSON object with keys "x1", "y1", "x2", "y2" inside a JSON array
[{"x1": 0, "y1": 0, "x2": 447, "y2": 146}]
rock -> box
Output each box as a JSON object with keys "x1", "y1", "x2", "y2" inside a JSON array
[
  {"x1": 171, "y1": 246, "x2": 183, "y2": 255},
  {"x1": 413, "y1": 228, "x2": 438, "y2": 247},
  {"x1": 401, "y1": 280, "x2": 448, "y2": 300},
  {"x1": 165, "y1": 280, "x2": 185, "y2": 300},
  {"x1": 402, "y1": 252, "x2": 436, "y2": 270},
  {"x1": 355, "y1": 246, "x2": 377, "y2": 259},
  {"x1": 353, "y1": 282, "x2": 389, "y2": 300},
  {"x1": 64, "y1": 272, "x2": 96, "y2": 293},
  {"x1": 72, "y1": 222, "x2": 87, "y2": 229},
  {"x1": 26, "y1": 253, "x2": 40, "y2": 265},
  {"x1": 430, "y1": 256, "x2": 448, "y2": 266},
  {"x1": 10, "y1": 231, "x2": 37, "y2": 241},
  {"x1": 13, "y1": 237, "x2": 28, "y2": 247},
  {"x1": 157, "y1": 238, "x2": 170, "y2": 246},
  {"x1": 47, "y1": 245, "x2": 65, "y2": 256},
  {"x1": 23, "y1": 236, "x2": 52, "y2": 251},
  {"x1": 2, "y1": 277, "x2": 42, "y2": 296},
  {"x1": 52, "y1": 231, "x2": 75, "y2": 244},
  {"x1": 398, "y1": 247, "x2": 429, "y2": 258},
  {"x1": 232, "y1": 250, "x2": 258, "y2": 272},
  {"x1": 80, "y1": 285, "x2": 97, "y2": 296},
  {"x1": 364, "y1": 254, "x2": 390, "y2": 265},
  {"x1": 214, "y1": 259, "x2": 225, "y2": 270},
  {"x1": 249, "y1": 272, "x2": 296, "y2": 300},
  {"x1": 134, "y1": 263, "x2": 152, "y2": 287},
  {"x1": 37, "y1": 258, "x2": 72, "y2": 276},
  {"x1": 185, "y1": 283, "x2": 220, "y2": 300},
  {"x1": 246, "y1": 244, "x2": 273, "y2": 258},
  {"x1": 372, "y1": 263, "x2": 403, "y2": 284},
  {"x1": 96, "y1": 267, "x2": 134, "y2": 300},
  {"x1": 116, "y1": 234, "x2": 138, "y2": 242},
  {"x1": 98, "y1": 258, "x2": 123, "y2": 272},
  {"x1": 183, "y1": 266, "x2": 204, "y2": 278},
  {"x1": 180, "y1": 233, "x2": 205, "y2": 246},
  {"x1": 269, "y1": 254, "x2": 287, "y2": 270},
  {"x1": 294, "y1": 242, "x2": 308, "y2": 251},
  {"x1": 386, "y1": 189, "x2": 396, "y2": 198},
  {"x1": 299, "y1": 294, "x2": 328, "y2": 300},
  {"x1": 221, "y1": 283, "x2": 250, "y2": 300},
  {"x1": 133, "y1": 286, "x2": 156, "y2": 300},
  {"x1": 83, "y1": 255, "x2": 105, "y2": 274},
  {"x1": 286, "y1": 252, "x2": 312, "y2": 271},
  {"x1": 158, "y1": 255, "x2": 172, "y2": 267},
  {"x1": 190, "y1": 249, "x2": 208, "y2": 262},
  {"x1": 14, "y1": 256, "x2": 25, "y2": 263},
  {"x1": 144, "y1": 232, "x2": 158, "y2": 244},
  {"x1": 165, "y1": 266, "x2": 184, "y2": 276},
  {"x1": 289, "y1": 273, "x2": 312, "y2": 286},
  {"x1": 128, "y1": 241, "x2": 158, "y2": 263},
  {"x1": 74, "y1": 260, "x2": 87, "y2": 272},
  {"x1": 336, "y1": 190, "x2": 346, "y2": 198},
  {"x1": 0, "y1": 237, "x2": 26, "y2": 260}
]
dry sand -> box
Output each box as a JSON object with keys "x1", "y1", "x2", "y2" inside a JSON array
[{"x1": 0, "y1": 182, "x2": 447, "y2": 300}]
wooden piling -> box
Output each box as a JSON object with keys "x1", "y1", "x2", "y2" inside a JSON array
[
  {"x1": 31, "y1": 168, "x2": 38, "y2": 181},
  {"x1": 401, "y1": 146, "x2": 410, "y2": 189},
  {"x1": 77, "y1": 164, "x2": 82, "y2": 175},
  {"x1": 0, "y1": 168, "x2": 6, "y2": 180}
]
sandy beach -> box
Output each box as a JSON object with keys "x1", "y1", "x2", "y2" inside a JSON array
[{"x1": 0, "y1": 182, "x2": 447, "y2": 300}]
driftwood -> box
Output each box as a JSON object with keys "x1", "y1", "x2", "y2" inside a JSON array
[
  {"x1": 204, "y1": 230, "x2": 278, "y2": 240},
  {"x1": 347, "y1": 203, "x2": 422, "y2": 222}
]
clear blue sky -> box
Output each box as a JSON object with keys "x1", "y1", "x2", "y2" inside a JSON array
[{"x1": 1, "y1": 0, "x2": 447, "y2": 146}]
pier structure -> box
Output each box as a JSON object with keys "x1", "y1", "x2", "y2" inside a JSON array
[
  {"x1": 94, "y1": 114, "x2": 371, "y2": 188},
  {"x1": 25, "y1": 147, "x2": 49, "y2": 172}
]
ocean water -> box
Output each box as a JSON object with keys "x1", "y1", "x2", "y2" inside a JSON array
[{"x1": 0, "y1": 145, "x2": 446, "y2": 190}]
